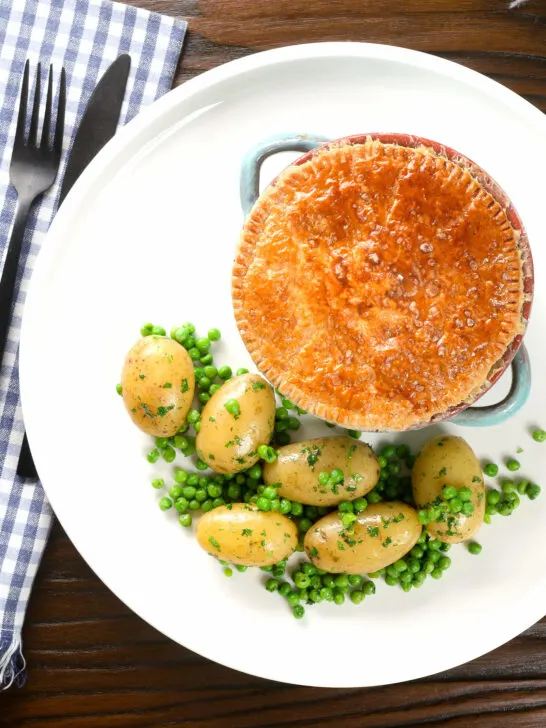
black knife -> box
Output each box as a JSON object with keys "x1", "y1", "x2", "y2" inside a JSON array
[{"x1": 18, "y1": 54, "x2": 131, "y2": 478}]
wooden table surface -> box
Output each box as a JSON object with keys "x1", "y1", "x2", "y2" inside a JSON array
[{"x1": 3, "y1": 1, "x2": 546, "y2": 726}]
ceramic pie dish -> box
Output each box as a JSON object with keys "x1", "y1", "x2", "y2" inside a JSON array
[{"x1": 233, "y1": 133, "x2": 534, "y2": 431}]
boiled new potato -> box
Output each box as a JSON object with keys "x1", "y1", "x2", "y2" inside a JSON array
[
  {"x1": 263, "y1": 437, "x2": 379, "y2": 506},
  {"x1": 196, "y1": 373, "x2": 275, "y2": 474},
  {"x1": 196, "y1": 503, "x2": 298, "y2": 566},
  {"x1": 121, "y1": 336, "x2": 195, "y2": 437},
  {"x1": 412, "y1": 434, "x2": 485, "y2": 544},
  {"x1": 304, "y1": 502, "x2": 421, "y2": 574}
]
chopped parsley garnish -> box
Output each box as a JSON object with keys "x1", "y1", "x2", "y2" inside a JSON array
[
  {"x1": 209, "y1": 416, "x2": 216, "y2": 422},
  {"x1": 472, "y1": 476, "x2": 481, "y2": 483},
  {"x1": 382, "y1": 537, "x2": 392, "y2": 548},
  {"x1": 208, "y1": 536, "x2": 221, "y2": 550},
  {"x1": 139, "y1": 374, "x2": 146, "y2": 380},
  {"x1": 337, "y1": 540, "x2": 346, "y2": 551},
  {"x1": 180, "y1": 378, "x2": 189, "y2": 393},
  {"x1": 241, "y1": 528, "x2": 252, "y2": 536},
  {"x1": 209, "y1": 454, "x2": 215, "y2": 460},
  {"x1": 162, "y1": 382, "x2": 172, "y2": 388},
  {"x1": 157, "y1": 405, "x2": 175, "y2": 417},
  {"x1": 140, "y1": 402, "x2": 156, "y2": 419},
  {"x1": 367, "y1": 526, "x2": 379, "y2": 538},
  {"x1": 392, "y1": 513, "x2": 405, "y2": 523},
  {"x1": 252, "y1": 381, "x2": 266, "y2": 391}
]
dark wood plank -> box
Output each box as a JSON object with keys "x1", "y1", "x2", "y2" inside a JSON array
[{"x1": 3, "y1": 1, "x2": 546, "y2": 726}]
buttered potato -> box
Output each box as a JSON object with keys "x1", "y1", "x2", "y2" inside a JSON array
[
  {"x1": 196, "y1": 373, "x2": 275, "y2": 474},
  {"x1": 263, "y1": 437, "x2": 380, "y2": 506},
  {"x1": 121, "y1": 336, "x2": 195, "y2": 437},
  {"x1": 304, "y1": 502, "x2": 421, "y2": 574},
  {"x1": 412, "y1": 435, "x2": 485, "y2": 543},
  {"x1": 196, "y1": 503, "x2": 298, "y2": 566}
]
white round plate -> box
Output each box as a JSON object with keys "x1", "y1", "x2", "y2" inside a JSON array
[{"x1": 20, "y1": 42, "x2": 546, "y2": 688}]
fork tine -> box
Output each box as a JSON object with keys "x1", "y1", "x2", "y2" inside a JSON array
[
  {"x1": 28, "y1": 62, "x2": 41, "y2": 146},
  {"x1": 54, "y1": 68, "x2": 66, "y2": 158},
  {"x1": 41, "y1": 65, "x2": 53, "y2": 149},
  {"x1": 14, "y1": 60, "x2": 29, "y2": 145}
]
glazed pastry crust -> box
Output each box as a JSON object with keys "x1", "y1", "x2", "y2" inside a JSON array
[{"x1": 232, "y1": 138, "x2": 525, "y2": 431}]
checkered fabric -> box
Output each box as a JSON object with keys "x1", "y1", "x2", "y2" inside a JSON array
[{"x1": 0, "y1": 0, "x2": 186, "y2": 689}]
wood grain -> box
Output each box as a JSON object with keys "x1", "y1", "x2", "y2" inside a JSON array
[{"x1": 2, "y1": 1, "x2": 546, "y2": 725}]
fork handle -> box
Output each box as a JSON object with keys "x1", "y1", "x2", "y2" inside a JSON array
[{"x1": 0, "y1": 196, "x2": 33, "y2": 358}]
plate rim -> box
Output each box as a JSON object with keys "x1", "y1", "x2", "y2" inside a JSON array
[{"x1": 19, "y1": 41, "x2": 546, "y2": 688}]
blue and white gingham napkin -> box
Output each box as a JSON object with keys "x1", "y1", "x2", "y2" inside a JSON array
[{"x1": 0, "y1": 0, "x2": 186, "y2": 689}]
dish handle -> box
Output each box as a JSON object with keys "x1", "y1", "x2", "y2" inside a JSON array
[
  {"x1": 240, "y1": 133, "x2": 330, "y2": 217},
  {"x1": 451, "y1": 346, "x2": 531, "y2": 426}
]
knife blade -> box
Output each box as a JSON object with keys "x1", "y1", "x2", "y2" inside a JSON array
[{"x1": 18, "y1": 54, "x2": 131, "y2": 478}]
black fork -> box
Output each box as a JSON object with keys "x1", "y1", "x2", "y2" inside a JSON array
[{"x1": 3, "y1": 61, "x2": 66, "y2": 476}]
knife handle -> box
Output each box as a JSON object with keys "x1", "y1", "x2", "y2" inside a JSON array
[{"x1": 18, "y1": 432, "x2": 37, "y2": 478}]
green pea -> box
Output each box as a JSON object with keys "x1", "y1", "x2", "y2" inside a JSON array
[
  {"x1": 449, "y1": 497, "x2": 463, "y2": 513},
  {"x1": 147, "y1": 448, "x2": 160, "y2": 464},
  {"x1": 179, "y1": 513, "x2": 192, "y2": 527},
  {"x1": 151, "y1": 325, "x2": 166, "y2": 336},
  {"x1": 201, "y1": 500, "x2": 213, "y2": 513},
  {"x1": 293, "y1": 605, "x2": 305, "y2": 619},
  {"x1": 468, "y1": 541, "x2": 482, "y2": 555},
  {"x1": 286, "y1": 591, "x2": 300, "y2": 607},
  {"x1": 406, "y1": 559, "x2": 420, "y2": 574},
  {"x1": 399, "y1": 571, "x2": 412, "y2": 585},
  {"x1": 439, "y1": 542, "x2": 451, "y2": 552},
  {"x1": 194, "y1": 488, "x2": 207, "y2": 503},
  {"x1": 208, "y1": 328, "x2": 221, "y2": 341},
  {"x1": 367, "y1": 491, "x2": 382, "y2": 504},
  {"x1": 483, "y1": 463, "x2": 498, "y2": 477},
  {"x1": 532, "y1": 429, "x2": 546, "y2": 443},
  {"x1": 151, "y1": 478, "x2": 164, "y2": 490},
  {"x1": 353, "y1": 497, "x2": 368, "y2": 512},
  {"x1": 384, "y1": 575, "x2": 398, "y2": 587},
  {"x1": 195, "y1": 459, "x2": 208, "y2": 471},
  {"x1": 428, "y1": 539, "x2": 442, "y2": 551},
  {"x1": 347, "y1": 574, "x2": 362, "y2": 588},
  {"x1": 183, "y1": 335, "x2": 196, "y2": 350},
  {"x1": 442, "y1": 485, "x2": 457, "y2": 500},
  {"x1": 331, "y1": 574, "x2": 348, "y2": 590},
  {"x1": 194, "y1": 337, "x2": 210, "y2": 353},
  {"x1": 257, "y1": 444, "x2": 277, "y2": 463},
  {"x1": 275, "y1": 407, "x2": 289, "y2": 421},
  {"x1": 338, "y1": 501, "x2": 354, "y2": 514},
  {"x1": 218, "y1": 366, "x2": 232, "y2": 381},
  {"x1": 287, "y1": 417, "x2": 301, "y2": 431},
  {"x1": 528, "y1": 484, "x2": 541, "y2": 500},
  {"x1": 168, "y1": 484, "x2": 183, "y2": 499},
  {"x1": 174, "y1": 497, "x2": 188, "y2": 513},
  {"x1": 159, "y1": 497, "x2": 172, "y2": 511},
  {"x1": 439, "y1": 556, "x2": 451, "y2": 570},
  {"x1": 116, "y1": 383, "x2": 123, "y2": 396},
  {"x1": 255, "y1": 496, "x2": 271, "y2": 512},
  {"x1": 431, "y1": 568, "x2": 443, "y2": 580},
  {"x1": 502, "y1": 480, "x2": 516, "y2": 494},
  {"x1": 187, "y1": 347, "x2": 200, "y2": 360},
  {"x1": 506, "y1": 459, "x2": 520, "y2": 472},
  {"x1": 381, "y1": 445, "x2": 396, "y2": 459},
  {"x1": 290, "y1": 502, "x2": 303, "y2": 516},
  {"x1": 297, "y1": 517, "x2": 311, "y2": 533},
  {"x1": 458, "y1": 487, "x2": 473, "y2": 501},
  {"x1": 362, "y1": 580, "x2": 376, "y2": 595},
  {"x1": 410, "y1": 546, "x2": 424, "y2": 559},
  {"x1": 377, "y1": 456, "x2": 388, "y2": 469},
  {"x1": 308, "y1": 589, "x2": 322, "y2": 603},
  {"x1": 349, "y1": 589, "x2": 364, "y2": 604},
  {"x1": 388, "y1": 461, "x2": 401, "y2": 475},
  {"x1": 347, "y1": 430, "x2": 361, "y2": 439},
  {"x1": 265, "y1": 578, "x2": 279, "y2": 592},
  {"x1": 341, "y1": 513, "x2": 357, "y2": 528},
  {"x1": 188, "y1": 499, "x2": 200, "y2": 511},
  {"x1": 294, "y1": 573, "x2": 311, "y2": 589},
  {"x1": 333, "y1": 590, "x2": 345, "y2": 605},
  {"x1": 278, "y1": 582, "x2": 291, "y2": 597},
  {"x1": 461, "y1": 501, "x2": 474, "y2": 516},
  {"x1": 517, "y1": 480, "x2": 529, "y2": 495},
  {"x1": 428, "y1": 551, "x2": 441, "y2": 564},
  {"x1": 140, "y1": 322, "x2": 154, "y2": 336},
  {"x1": 396, "y1": 444, "x2": 410, "y2": 458},
  {"x1": 486, "y1": 489, "x2": 500, "y2": 505}
]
